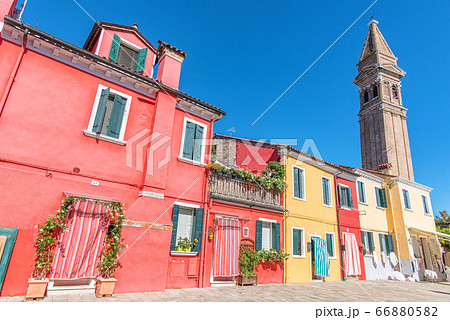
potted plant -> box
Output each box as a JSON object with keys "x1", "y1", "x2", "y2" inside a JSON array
[
  {"x1": 237, "y1": 249, "x2": 260, "y2": 286},
  {"x1": 175, "y1": 237, "x2": 198, "y2": 252}
]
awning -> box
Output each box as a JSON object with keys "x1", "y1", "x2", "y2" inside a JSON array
[{"x1": 408, "y1": 226, "x2": 450, "y2": 241}]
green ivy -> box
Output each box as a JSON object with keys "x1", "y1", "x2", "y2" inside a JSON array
[
  {"x1": 32, "y1": 196, "x2": 125, "y2": 280},
  {"x1": 239, "y1": 248, "x2": 290, "y2": 276}
]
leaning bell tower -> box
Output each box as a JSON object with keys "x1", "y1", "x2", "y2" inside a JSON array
[{"x1": 354, "y1": 20, "x2": 414, "y2": 181}]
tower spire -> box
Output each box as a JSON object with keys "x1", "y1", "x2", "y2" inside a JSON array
[{"x1": 359, "y1": 20, "x2": 396, "y2": 64}]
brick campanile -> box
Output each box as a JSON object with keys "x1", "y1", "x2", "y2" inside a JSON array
[{"x1": 354, "y1": 20, "x2": 414, "y2": 181}]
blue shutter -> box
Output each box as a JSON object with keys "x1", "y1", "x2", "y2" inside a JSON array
[
  {"x1": 92, "y1": 87, "x2": 110, "y2": 133},
  {"x1": 191, "y1": 208, "x2": 204, "y2": 253},
  {"x1": 109, "y1": 34, "x2": 121, "y2": 61},
  {"x1": 0, "y1": 227, "x2": 18, "y2": 292},
  {"x1": 193, "y1": 124, "x2": 204, "y2": 162},
  {"x1": 255, "y1": 220, "x2": 262, "y2": 251},
  {"x1": 272, "y1": 223, "x2": 280, "y2": 251},
  {"x1": 182, "y1": 122, "x2": 196, "y2": 160},
  {"x1": 293, "y1": 229, "x2": 299, "y2": 256},
  {"x1": 135, "y1": 48, "x2": 148, "y2": 72},
  {"x1": 106, "y1": 94, "x2": 126, "y2": 139},
  {"x1": 170, "y1": 205, "x2": 180, "y2": 251}
]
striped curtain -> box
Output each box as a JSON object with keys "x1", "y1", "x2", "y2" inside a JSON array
[
  {"x1": 213, "y1": 217, "x2": 241, "y2": 276},
  {"x1": 51, "y1": 200, "x2": 110, "y2": 279},
  {"x1": 313, "y1": 237, "x2": 330, "y2": 277},
  {"x1": 343, "y1": 232, "x2": 361, "y2": 276}
]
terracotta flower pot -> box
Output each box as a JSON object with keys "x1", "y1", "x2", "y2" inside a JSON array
[
  {"x1": 26, "y1": 278, "x2": 49, "y2": 301},
  {"x1": 95, "y1": 277, "x2": 117, "y2": 297},
  {"x1": 236, "y1": 274, "x2": 257, "y2": 286}
]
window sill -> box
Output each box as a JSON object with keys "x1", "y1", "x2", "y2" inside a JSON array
[
  {"x1": 83, "y1": 130, "x2": 126, "y2": 145},
  {"x1": 323, "y1": 203, "x2": 333, "y2": 208},
  {"x1": 358, "y1": 202, "x2": 368, "y2": 206},
  {"x1": 404, "y1": 208, "x2": 413, "y2": 212},
  {"x1": 177, "y1": 156, "x2": 206, "y2": 167},
  {"x1": 376, "y1": 206, "x2": 387, "y2": 210},
  {"x1": 293, "y1": 196, "x2": 306, "y2": 202},
  {"x1": 170, "y1": 251, "x2": 198, "y2": 257},
  {"x1": 292, "y1": 255, "x2": 306, "y2": 259},
  {"x1": 339, "y1": 206, "x2": 353, "y2": 211}
]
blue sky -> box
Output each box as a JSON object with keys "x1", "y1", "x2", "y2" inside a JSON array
[{"x1": 19, "y1": 0, "x2": 450, "y2": 215}]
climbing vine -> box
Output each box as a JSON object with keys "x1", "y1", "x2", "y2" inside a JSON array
[{"x1": 32, "y1": 196, "x2": 125, "y2": 280}]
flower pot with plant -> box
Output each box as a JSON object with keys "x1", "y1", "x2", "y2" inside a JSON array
[
  {"x1": 237, "y1": 248, "x2": 260, "y2": 286},
  {"x1": 175, "y1": 237, "x2": 198, "y2": 252}
]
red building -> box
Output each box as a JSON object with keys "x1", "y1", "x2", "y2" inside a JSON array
[
  {"x1": 204, "y1": 135, "x2": 285, "y2": 286},
  {"x1": 0, "y1": 2, "x2": 225, "y2": 296},
  {"x1": 335, "y1": 173, "x2": 366, "y2": 280}
]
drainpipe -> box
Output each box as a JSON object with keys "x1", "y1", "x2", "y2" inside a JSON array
[
  {"x1": 198, "y1": 166, "x2": 209, "y2": 288},
  {"x1": 333, "y1": 170, "x2": 345, "y2": 281},
  {"x1": 0, "y1": 29, "x2": 28, "y2": 120}
]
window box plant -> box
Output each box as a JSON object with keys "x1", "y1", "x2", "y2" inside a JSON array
[
  {"x1": 175, "y1": 237, "x2": 197, "y2": 252},
  {"x1": 237, "y1": 248, "x2": 260, "y2": 286}
]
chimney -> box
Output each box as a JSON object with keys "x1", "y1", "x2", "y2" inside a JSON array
[
  {"x1": 0, "y1": 0, "x2": 18, "y2": 23},
  {"x1": 156, "y1": 40, "x2": 186, "y2": 90},
  {"x1": 377, "y1": 163, "x2": 393, "y2": 176}
]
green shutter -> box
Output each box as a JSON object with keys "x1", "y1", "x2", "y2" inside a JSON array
[
  {"x1": 298, "y1": 169, "x2": 304, "y2": 199},
  {"x1": 293, "y1": 167, "x2": 300, "y2": 198},
  {"x1": 109, "y1": 34, "x2": 121, "y2": 61},
  {"x1": 323, "y1": 178, "x2": 330, "y2": 206},
  {"x1": 0, "y1": 227, "x2": 18, "y2": 292},
  {"x1": 386, "y1": 234, "x2": 394, "y2": 253},
  {"x1": 193, "y1": 124, "x2": 204, "y2": 162},
  {"x1": 379, "y1": 233, "x2": 385, "y2": 254},
  {"x1": 326, "y1": 233, "x2": 333, "y2": 257},
  {"x1": 255, "y1": 220, "x2": 262, "y2": 251},
  {"x1": 170, "y1": 205, "x2": 180, "y2": 251},
  {"x1": 375, "y1": 187, "x2": 381, "y2": 207},
  {"x1": 272, "y1": 223, "x2": 280, "y2": 251},
  {"x1": 135, "y1": 48, "x2": 148, "y2": 72},
  {"x1": 191, "y1": 208, "x2": 204, "y2": 253},
  {"x1": 347, "y1": 187, "x2": 353, "y2": 208},
  {"x1": 380, "y1": 189, "x2": 387, "y2": 208},
  {"x1": 368, "y1": 232, "x2": 375, "y2": 253},
  {"x1": 361, "y1": 231, "x2": 366, "y2": 255},
  {"x1": 106, "y1": 94, "x2": 126, "y2": 138},
  {"x1": 182, "y1": 122, "x2": 196, "y2": 160},
  {"x1": 92, "y1": 87, "x2": 110, "y2": 133},
  {"x1": 293, "y1": 229, "x2": 299, "y2": 256},
  {"x1": 338, "y1": 186, "x2": 344, "y2": 206}
]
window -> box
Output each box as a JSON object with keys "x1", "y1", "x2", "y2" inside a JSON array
[
  {"x1": 361, "y1": 230, "x2": 375, "y2": 255},
  {"x1": 338, "y1": 184, "x2": 353, "y2": 209},
  {"x1": 375, "y1": 187, "x2": 387, "y2": 208},
  {"x1": 422, "y1": 195, "x2": 430, "y2": 215},
  {"x1": 357, "y1": 181, "x2": 367, "y2": 204},
  {"x1": 170, "y1": 204, "x2": 204, "y2": 252},
  {"x1": 292, "y1": 227, "x2": 305, "y2": 257},
  {"x1": 256, "y1": 220, "x2": 280, "y2": 251},
  {"x1": 392, "y1": 85, "x2": 399, "y2": 99},
  {"x1": 322, "y1": 177, "x2": 332, "y2": 206},
  {"x1": 180, "y1": 118, "x2": 206, "y2": 163},
  {"x1": 379, "y1": 233, "x2": 394, "y2": 254},
  {"x1": 325, "y1": 232, "x2": 336, "y2": 258},
  {"x1": 373, "y1": 85, "x2": 378, "y2": 98},
  {"x1": 293, "y1": 166, "x2": 305, "y2": 200},
  {"x1": 87, "y1": 85, "x2": 131, "y2": 141},
  {"x1": 109, "y1": 34, "x2": 148, "y2": 72},
  {"x1": 402, "y1": 189, "x2": 411, "y2": 210},
  {"x1": 363, "y1": 91, "x2": 369, "y2": 103}
]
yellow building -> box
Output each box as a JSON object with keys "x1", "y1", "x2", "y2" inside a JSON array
[{"x1": 282, "y1": 146, "x2": 346, "y2": 283}]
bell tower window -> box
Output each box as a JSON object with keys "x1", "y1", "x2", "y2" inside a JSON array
[
  {"x1": 363, "y1": 91, "x2": 369, "y2": 103},
  {"x1": 392, "y1": 85, "x2": 398, "y2": 100},
  {"x1": 373, "y1": 85, "x2": 378, "y2": 98}
]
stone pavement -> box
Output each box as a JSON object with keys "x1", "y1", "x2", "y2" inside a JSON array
[{"x1": 1, "y1": 280, "x2": 450, "y2": 302}]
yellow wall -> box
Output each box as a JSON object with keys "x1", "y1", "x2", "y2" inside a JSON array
[{"x1": 284, "y1": 156, "x2": 342, "y2": 283}]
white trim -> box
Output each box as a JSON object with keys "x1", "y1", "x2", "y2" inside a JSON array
[
  {"x1": 243, "y1": 227, "x2": 249, "y2": 237},
  {"x1": 258, "y1": 217, "x2": 277, "y2": 223},
  {"x1": 170, "y1": 251, "x2": 198, "y2": 256},
  {"x1": 357, "y1": 180, "x2": 367, "y2": 205},
  {"x1": 86, "y1": 84, "x2": 132, "y2": 142},
  {"x1": 292, "y1": 165, "x2": 306, "y2": 201},
  {"x1": 174, "y1": 201, "x2": 200, "y2": 209},
  {"x1": 177, "y1": 156, "x2": 206, "y2": 167},
  {"x1": 390, "y1": 177, "x2": 433, "y2": 192},
  {"x1": 421, "y1": 195, "x2": 431, "y2": 216},
  {"x1": 338, "y1": 183, "x2": 353, "y2": 210},
  {"x1": 179, "y1": 117, "x2": 208, "y2": 165},
  {"x1": 83, "y1": 130, "x2": 126, "y2": 145},
  {"x1": 118, "y1": 36, "x2": 143, "y2": 51},
  {"x1": 325, "y1": 232, "x2": 337, "y2": 259},
  {"x1": 321, "y1": 175, "x2": 333, "y2": 207},
  {"x1": 0, "y1": 21, "x2": 4, "y2": 33},
  {"x1": 94, "y1": 29, "x2": 104, "y2": 55},
  {"x1": 139, "y1": 191, "x2": 164, "y2": 199},
  {"x1": 292, "y1": 227, "x2": 306, "y2": 258}
]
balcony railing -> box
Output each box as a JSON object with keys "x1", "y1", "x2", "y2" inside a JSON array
[{"x1": 208, "y1": 171, "x2": 282, "y2": 209}]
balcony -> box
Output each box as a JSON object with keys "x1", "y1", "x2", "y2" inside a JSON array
[{"x1": 208, "y1": 171, "x2": 283, "y2": 211}]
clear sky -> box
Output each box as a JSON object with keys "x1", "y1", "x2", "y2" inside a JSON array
[{"x1": 19, "y1": 0, "x2": 450, "y2": 215}]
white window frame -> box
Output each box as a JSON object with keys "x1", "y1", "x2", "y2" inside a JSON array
[
  {"x1": 361, "y1": 229, "x2": 373, "y2": 256},
  {"x1": 86, "y1": 84, "x2": 132, "y2": 143},
  {"x1": 338, "y1": 183, "x2": 352, "y2": 210},
  {"x1": 179, "y1": 117, "x2": 208, "y2": 165},
  {"x1": 378, "y1": 232, "x2": 389, "y2": 255},
  {"x1": 292, "y1": 165, "x2": 306, "y2": 201},
  {"x1": 175, "y1": 206, "x2": 195, "y2": 245},
  {"x1": 321, "y1": 176, "x2": 332, "y2": 207},
  {"x1": 374, "y1": 186, "x2": 386, "y2": 209},
  {"x1": 402, "y1": 188, "x2": 412, "y2": 210},
  {"x1": 357, "y1": 180, "x2": 367, "y2": 205},
  {"x1": 325, "y1": 232, "x2": 337, "y2": 259},
  {"x1": 292, "y1": 227, "x2": 306, "y2": 258},
  {"x1": 421, "y1": 195, "x2": 431, "y2": 215}
]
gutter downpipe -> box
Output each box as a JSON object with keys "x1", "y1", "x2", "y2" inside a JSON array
[
  {"x1": 334, "y1": 169, "x2": 346, "y2": 281},
  {"x1": 0, "y1": 28, "x2": 28, "y2": 120}
]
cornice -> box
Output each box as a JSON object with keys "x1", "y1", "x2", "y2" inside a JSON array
[{"x1": 390, "y1": 177, "x2": 433, "y2": 193}]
